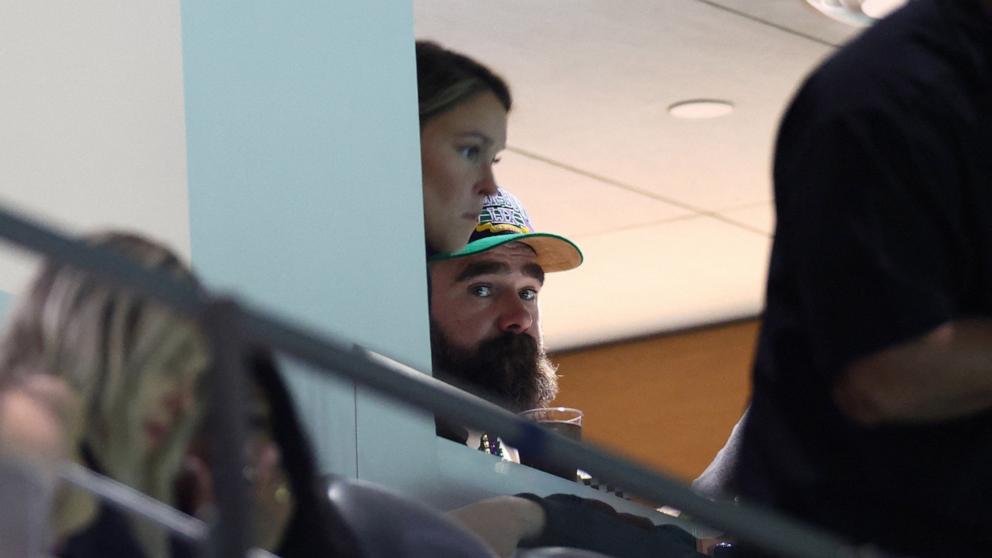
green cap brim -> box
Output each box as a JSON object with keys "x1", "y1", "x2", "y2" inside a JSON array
[{"x1": 429, "y1": 233, "x2": 583, "y2": 272}]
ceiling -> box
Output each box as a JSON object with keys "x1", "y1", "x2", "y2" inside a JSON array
[
  {"x1": 415, "y1": 0, "x2": 864, "y2": 351},
  {"x1": 0, "y1": 1, "x2": 866, "y2": 352}
]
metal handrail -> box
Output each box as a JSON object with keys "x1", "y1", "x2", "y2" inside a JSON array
[
  {"x1": 0, "y1": 205, "x2": 868, "y2": 558},
  {"x1": 60, "y1": 462, "x2": 206, "y2": 543},
  {"x1": 59, "y1": 463, "x2": 277, "y2": 557}
]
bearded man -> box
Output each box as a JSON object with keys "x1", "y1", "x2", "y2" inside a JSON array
[{"x1": 428, "y1": 188, "x2": 581, "y2": 457}]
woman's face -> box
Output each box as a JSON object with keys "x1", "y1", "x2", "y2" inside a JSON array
[
  {"x1": 135, "y1": 346, "x2": 208, "y2": 458},
  {"x1": 176, "y1": 384, "x2": 293, "y2": 553},
  {"x1": 420, "y1": 91, "x2": 508, "y2": 253},
  {"x1": 244, "y1": 391, "x2": 293, "y2": 552},
  {"x1": 80, "y1": 330, "x2": 208, "y2": 521}
]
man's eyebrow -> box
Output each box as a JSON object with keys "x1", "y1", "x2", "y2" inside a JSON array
[
  {"x1": 523, "y1": 263, "x2": 545, "y2": 285},
  {"x1": 455, "y1": 261, "x2": 509, "y2": 282},
  {"x1": 454, "y1": 260, "x2": 545, "y2": 285}
]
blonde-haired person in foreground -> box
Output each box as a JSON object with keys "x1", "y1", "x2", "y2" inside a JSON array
[{"x1": 0, "y1": 232, "x2": 210, "y2": 558}]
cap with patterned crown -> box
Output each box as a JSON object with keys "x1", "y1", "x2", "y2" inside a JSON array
[{"x1": 430, "y1": 188, "x2": 582, "y2": 272}]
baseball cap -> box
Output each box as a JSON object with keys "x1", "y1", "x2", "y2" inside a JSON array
[{"x1": 429, "y1": 189, "x2": 583, "y2": 272}]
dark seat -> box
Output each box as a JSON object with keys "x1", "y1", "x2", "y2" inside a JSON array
[
  {"x1": 324, "y1": 476, "x2": 619, "y2": 558},
  {"x1": 325, "y1": 475, "x2": 499, "y2": 558},
  {"x1": 514, "y1": 547, "x2": 614, "y2": 558}
]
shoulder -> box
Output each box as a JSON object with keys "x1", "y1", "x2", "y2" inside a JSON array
[
  {"x1": 791, "y1": 0, "x2": 982, "y2": 130},
  {"x1": 57, "y1": 504, "x2": 147, "y2": 558},
  {"x1": 774, "y1": 0, "x2": 979, "y2": 200}
]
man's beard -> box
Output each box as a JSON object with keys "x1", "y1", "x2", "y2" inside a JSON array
[{"x1": 430, "y1": 321, "x2": 559, "y2": 413}]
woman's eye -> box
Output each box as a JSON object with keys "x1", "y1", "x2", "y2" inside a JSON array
[
  {"x1": 471, "y1": 285, "x2": 492, "y2": 297},
  {"x1": 458, "y1": 146, "x2": 481, "y2": 160},
  {"x1": 520, "y1": 288, "x2": 538, "y2": 301}
]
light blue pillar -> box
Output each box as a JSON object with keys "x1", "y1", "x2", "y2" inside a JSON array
[
  {"x1": 0, "y1": 291, "x2": 11, "y2": 319},
  {"x1": 180, "y1": 0, "x2": 438, "y2": 491}
]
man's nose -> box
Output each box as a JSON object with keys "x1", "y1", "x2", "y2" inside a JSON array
[{"x1": 497, "y1": 294, "x2": 533, "y2": 334}]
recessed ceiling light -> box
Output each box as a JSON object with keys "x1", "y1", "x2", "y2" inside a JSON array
[
  {"x1": 668, "y1": 99, "x2": 734, "y2": 120},
  {"x1": 804, "y1": 0, "x2": 907, "y2": 26},
  {"x1": 861, "y1": 0, "x2": 907, "y2": 19}
]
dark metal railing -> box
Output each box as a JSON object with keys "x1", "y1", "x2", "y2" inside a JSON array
[{"x1": 0, "y1": 204, "x2": 869, "y2": 558}]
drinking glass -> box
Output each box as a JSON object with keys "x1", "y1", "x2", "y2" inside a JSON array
[{"x1": 517, "y1": 407, "x2": 583, "y2": 480}]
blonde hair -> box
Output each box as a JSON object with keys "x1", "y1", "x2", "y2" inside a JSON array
[{"x1": 0, "y1": 232, "x2": 211, "y2": 557}]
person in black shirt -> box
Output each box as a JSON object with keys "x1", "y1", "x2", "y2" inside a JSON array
[{"x1": 733, "y1": 1, "x2": 992, "y2": 556}]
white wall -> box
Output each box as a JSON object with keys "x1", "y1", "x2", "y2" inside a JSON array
[{"x1": 0, "y1": 0, "x2": 191, "y2": 292}]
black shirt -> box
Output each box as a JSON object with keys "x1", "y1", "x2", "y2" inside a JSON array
[
  {"x1": 58, "y1": 504, "x2": 148, "y2": 558},
  {"x1": 734, "y1": 0, "x2": 992, "y2": 555}
]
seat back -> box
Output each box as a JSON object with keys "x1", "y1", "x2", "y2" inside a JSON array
[
  {"x1": 325, "y1": 475, "x2": 499, "y2": 558},
  {"x1": 0, "y1": 457, "x2": 53, "y2": 557},
  {"x1": 514, "y1": 547, "x2": 615, "y2": 558}
]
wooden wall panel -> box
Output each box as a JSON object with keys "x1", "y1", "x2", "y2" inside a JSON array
[{"x1": 549, "y1": 319, "x2": 758, "y2": 482}]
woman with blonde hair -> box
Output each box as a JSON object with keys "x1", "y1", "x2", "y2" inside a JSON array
[{"x1": 0, "y1": 232, "x2": 211, "y2": 558}]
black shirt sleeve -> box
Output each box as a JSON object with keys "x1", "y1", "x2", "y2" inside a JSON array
[
  {"x1": 773, "y1": 77, "x2": 967, "y2": 379},
  {"x1": 515, "y1": 493, "x2": 703, "y2": 558}
]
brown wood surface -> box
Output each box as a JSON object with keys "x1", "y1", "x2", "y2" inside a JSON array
[{"x1": 549, "y1": 319, "x2": 758, "y2": 482}]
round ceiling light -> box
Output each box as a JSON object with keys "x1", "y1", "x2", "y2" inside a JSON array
[
  {"x1": 861, "y1": 0, "x2": 908, "y2": 19},
  {"x1": 668, "y1": 99, "x2": 734, "y2": 120},
  {"x1": 804, "y1": 0, "x2": 908, "y2": 27}
]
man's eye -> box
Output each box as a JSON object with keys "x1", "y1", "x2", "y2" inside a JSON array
[
  {"x1": 520, "y1": 288, "x2": 538, "y2": 301},
  {"x1": 471, "y1": 285, "x2": 492, "y2": 297}
]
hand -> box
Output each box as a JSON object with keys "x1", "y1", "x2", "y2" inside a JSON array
[
  {"x1": 0, "y1": 375, "x2": 74, "y2": 472},
  {"x1": 446, "y1": 496, "x2": 546, "y2": 557},
  {"x1": 698, "y1": 537, "x2": 727, "y2": 555}
]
